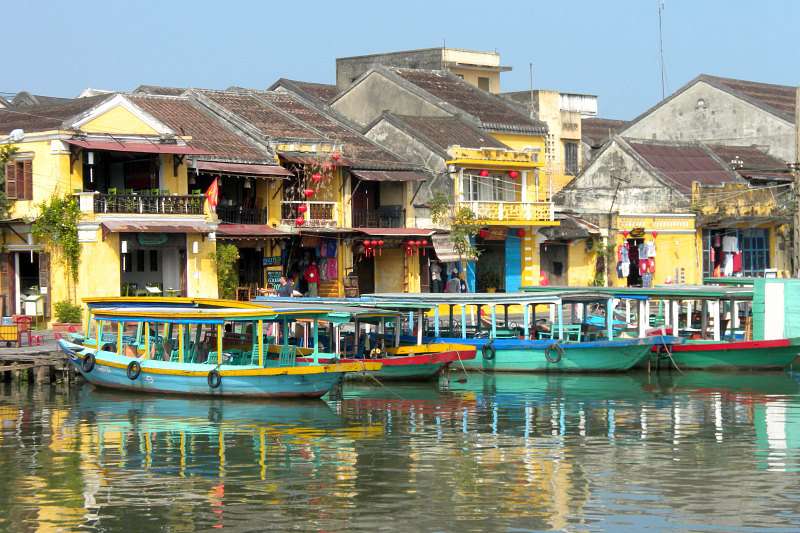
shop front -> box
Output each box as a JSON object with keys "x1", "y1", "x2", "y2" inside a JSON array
[
  {"x1": 215, "y1": 225, "x2": 294, "y2": 298},
  {"x1": 350, "y1": 229, "x2": 436, "y2": 295}
]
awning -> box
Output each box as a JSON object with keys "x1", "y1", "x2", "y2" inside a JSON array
[
  {"x1": 194, "y1": 161, "x2": 293, "y2": 177},
  {"x1": 101, "y1": 219, "x2": 214, "y2": 234},
  {"x1": 66, "y1": 139, "x2": 208, "y2": 155},
  {"x1": 539, "y1": 214, "x2": 600, "y2": 241},
  {"x1": 351, "y1": 170, "x2": 428, "y2": 182},
  {"x1": 432, "y1": 234, "x2": 461, "y2": 263},
  {"x1": 357, "y1": 228, "x2": 436, "y2": 237},
  {"x1": 216, "y1": 224, "x2": 293, "y2": 239}
]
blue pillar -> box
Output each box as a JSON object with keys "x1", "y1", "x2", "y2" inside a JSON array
[
  {"x1": 434, "y1": 306, "x2": 440, "y2": 337},
  {"x1": 490, "y1": 305, "x2": 497, "y2": 339},
  {"x1": 461, "y1": 306, "x2": 467, "y2": 339},
  {"x1": 505, "y1": 233, "x2": 522, "y2": 292}
]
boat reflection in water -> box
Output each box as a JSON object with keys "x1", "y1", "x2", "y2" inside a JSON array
[{"x1": 3, "y1": 372, "x2": 800, "y2": 531}]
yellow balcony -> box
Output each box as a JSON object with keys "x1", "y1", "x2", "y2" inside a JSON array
[{"x1": 460, "y1": 200, "x2": 557, "y2": 226}]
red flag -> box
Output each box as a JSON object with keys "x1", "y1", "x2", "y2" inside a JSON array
[{"x1": 205, "y1": 177, "x2": 219, "y2": 209}]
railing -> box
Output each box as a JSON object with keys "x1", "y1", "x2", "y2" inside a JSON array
[
  {"x1": 281, "y1": 201, "x2": 338, "y2": 227},
  {"x1": 351, "y1": 208, "x2": 405, "y2": 228},
  {"x1": 217, "y1": 205, "x2": 268, "y2": 225},
  {"x1": 460, "y1": 200, "x2": 554, "y2": 222},
  {"x1": 86, "y1": 192, "x2": 204, "y2": 215}
]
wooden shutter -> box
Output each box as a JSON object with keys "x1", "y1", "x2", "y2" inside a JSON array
[
  {"x1": 0, "y1": 253, "x2": 8, "y2": 316},
  {"x1": 4, "y1": 161, "x2": 16, "y2": 199},
  {"x1": 38, "y1": 252, "x2": 50, "y2": 318},
  {"x1": 22, "y1": 160, "x2": 32, "y2": 200}
]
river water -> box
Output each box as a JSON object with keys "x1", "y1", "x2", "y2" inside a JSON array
[{"x1": 2, "y1": 372, "x2": 800, "y2": 532}]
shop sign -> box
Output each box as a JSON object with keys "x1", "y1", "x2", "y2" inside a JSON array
[
  {"x1": 629, "y1": 227, "x2": 645, "y2": 238},
  {"x1": 262, "y1": 256, "x2": 282, "y2": 266},
  {"x1": 266, "y1": 270, "x2": 282, "y2": 289},
  {"x1": 483, "y1": 228, "x2": 507, "y2": 241}
]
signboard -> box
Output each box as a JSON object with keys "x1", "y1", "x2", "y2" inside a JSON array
[
  {"x1": 262, "y1": 256, "x2": 282, "y2": 267},
  {"x1": 629, "y1": 227, "x2": 645, "y2": 238},
  {"x1": 266, "y1": 270, "x2": 282, "y2": 289},
  {"x1": 483, "y1": 228, "x2": 507, "y2": 241}
]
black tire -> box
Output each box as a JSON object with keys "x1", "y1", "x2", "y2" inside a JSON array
[
  {"x1": 208, "y1": 369, "x2": 222, "y2": 389},
  {"x1": 82, "y1": 352, "x2": 96, "y2": 373},
  {"x1": 126, "y1": 360, "x2": 142, "y2": 380},
  {"x1": 481, "y1": 341, "x2": 496, "y2": 361},
  {"x1": 545, "y1": 343, "x2": 565, "y2": 364}
]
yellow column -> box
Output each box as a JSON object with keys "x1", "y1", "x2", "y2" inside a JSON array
[
  {"x1": 144, "y1": 322, "x2": 150, "y2": 360},
  {"x1": 96, "y1": 320, "x2": 102, "y2": 349},
  {"x1": 178, "y1": 324, "x2": 184, "y2": 363},
  {"x1": 216, "y1": 324, "x2": 223, "y2": 365},
  {"x1": 117, "y1": 322, "x2": 123, "y2": 354},
  {"x1": 257, "y1": 320, "x2": 264, "y2": 367}
]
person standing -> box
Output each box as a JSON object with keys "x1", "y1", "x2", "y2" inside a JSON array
[
  {"x1": 445, "y1": 271, "x2": 461, "y2": 293},
  {"x1": 430, "y1": 261, "x2": 443, "y2": 293},
  {"x1": 277, "y1": 275, "x2": 294, "y2": 297},
  {"x1": 304, "y1": 262, "x2": 320, "y2": 297}
]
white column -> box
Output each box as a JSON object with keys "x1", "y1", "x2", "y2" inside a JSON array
[
  {"x1": 712, "y1": 300, "x2": 721, "y2": 341},
  {"x1": 638, "y1": 300, "x2": 648, "y2": 338}
]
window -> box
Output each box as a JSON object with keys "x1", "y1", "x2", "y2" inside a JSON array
[
  {"x1": 564, "y1": 141, "x2": 579, "y2": 176},
  {"x1": 478, "y1": 77, "x2": 490, "y2": 91},
  {"x1": 136, "y1": 250, "x2": 145, "y2": 272},
  {"x1": 455, "y1": 74, "x2": 464, "y2": 80},
  {"x1": 462, "y1": 173, "x2": 479, "y2": 201},
  {"x1": 149, "y1": 250, "x2": 159, "y2": 272},
  {"x1": 4, "y1": 158, "x2": 33, "y2": 200}
]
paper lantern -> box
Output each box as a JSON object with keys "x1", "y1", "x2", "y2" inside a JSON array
[
  {"x1": 303, "y1": 188, "x2": 315, "y2": 198},
  {"x1": 622, "y1": 230, "x2": 630, "y2": 238},
  {"x1": 311, "y1": 172, "x2": 322, "y2": 183},
  {"x1": 295, "y1": 216, "x2": 305, "y2": 226},
  {"x1": 297, "y1": 204, "x2": 307, "y2": 214},
  {"x1": 508, "y1": 170, "x2": 520, "y2": 179},
  {"x1": 516, "y1": 228, "x2": 525, "y2": 238},
  {"x1": 651, "y1": 231, "x2": 658, "y2": 239},
  {"x1": 479, "y1": 169, "x2": 490, "y2": 177},
  {"x1": 478, "y1": 229, "x2": 489, "y2": 239},
  {"x1": 330, "y1": 152, "x2": 341, "y2": 162},
  {"x1": 377, "y1": 240, "x2": 384, "y2": 246}
]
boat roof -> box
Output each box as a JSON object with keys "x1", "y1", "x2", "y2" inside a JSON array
[
  {"x1": 90, "y1": 304, "x2": 330, "y2": 323},
  {"x1": 251, "y1": 297, "x2": 401, "y2": 320},
  {"x1": 702, "y1": 277, "x2": 757, "y2": 286},
  {"x1": 83, "y1": 296, "x2": 263, "y2": 309},
  {"x1": 363, "y1": 291, "x2": 583, "y2": 306},
  {"x1": 522, "y1": 285, "x2": 753, "y2": 301}
]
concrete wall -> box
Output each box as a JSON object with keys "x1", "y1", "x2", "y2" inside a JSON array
[
  {"x1": 331, "y1": 72, "x2": 450, "y2": 127},
  {"x1": 623, "y1": 81, "x2": 795, "y2": 162},
  {"x1": 448, "y1": 67, "x2": 500, "y2": 94},
  {"x1": 336, "y1": 49, "x2": 444, "y2": 89}
]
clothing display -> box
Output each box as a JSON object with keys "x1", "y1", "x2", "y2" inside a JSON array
[{"x1": 722, "y1": 235, "x2": 738, "y2": 253}]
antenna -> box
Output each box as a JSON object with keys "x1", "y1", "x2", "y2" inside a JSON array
[
  {"x1": 529, "y1": 63, "x2": 534, "y2": 118},
  {"x1": 657, "y1": 0, "x2": 667, "y2": 99}
]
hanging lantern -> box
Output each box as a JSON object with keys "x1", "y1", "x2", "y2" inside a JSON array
[
  {"x1": 377, "y1": 239, "x2": 384, "y2": 247},
  {"x1": 516, "y1": 228, "x2": 525, "y2": 238},
  {"x1": 508, "y1": 170, "x2": 520, "y2": 179},
  {"x1": 322, "y1": 162, "x2": 332, "y2": 172},
  {"x1": 297, "y1": 204, "x2": 307, "y2": 214},
  {"x1": 311, "y1": 172, "x2": 322, "y2": 183},
  {"x1": 622, "y1": 230, "x2": 630, "y2": 238},
  {"x1": 479, "y1": 169, "x2": 490, "y2": 177},
  {"x1": 419, "y1": 239, "x2": 427, "y2": 256},
  {"x1": 303, "y1": 188, "x2": 315, "y2": 198},
  {"x1": 331, "y1": 152, "x2": 341, "y2": 162},
  {"x1": 651, "y1": 231, "x2": 659, "y2": 239},
  {"x1": 478, "y1": 229, "x2": 489, "y2": 239},
  {"x1": 295, "y1": 216, "x2": 305, "y2": 226}
]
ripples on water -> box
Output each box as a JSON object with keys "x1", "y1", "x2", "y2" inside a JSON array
[{"x1": 2, "y1": 372, "x2": 800, "y2": 532}]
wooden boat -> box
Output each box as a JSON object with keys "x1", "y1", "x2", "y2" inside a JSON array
[
  {"x1": 252, "y1": 297, "x2": 477, "y2": 380},
  {"x1": 59, "y1": 303, "x2": 381, "y2": 398},
  {"x1": 364, "y1": 292, "x2": 664, "y2": 373},
  {"x1": 524, "y1": 284, "x2": 800, "y2": 371}
]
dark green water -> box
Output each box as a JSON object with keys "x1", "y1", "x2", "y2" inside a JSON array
[{"x1": 2, "y1": 372, "x2": 800, "y2": 532}]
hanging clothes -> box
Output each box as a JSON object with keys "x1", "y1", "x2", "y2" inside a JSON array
[
  {"x1": 723, "y1": 253, "x2": 734, "y2": 276},
  {"x1": 326, "y1": 256, "x2": 338, "y2": 280},
  {"x1": 732, "y1": 251, "x2": 743, "y2": 274},
  {"x1": 722, "y1": 235, "x2": 738, "y2": 253},
  {"x1": 644, "y1": 240, "x2": 656, "y2": 258}
]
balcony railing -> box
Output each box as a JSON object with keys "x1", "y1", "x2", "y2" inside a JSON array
[
  {"x1": 82, "y1": 192, "x2": 205, "y2": 215},
  {"x1": 281, "y1": 201, "x2": 338, "y2": 227},
  {"x1": 352, "y1": 207, "x2": 405, "y2": 228},
  {"x1": 217, "y1": 205, "x2": 268, "y2": 225},
  {"x1": 460, "y1": 201, "x2": 554, "y2": 223}
]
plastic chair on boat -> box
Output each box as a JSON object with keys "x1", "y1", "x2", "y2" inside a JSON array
[{"x1": 278, "y1": 345, "x2": 297, "y2": 367}]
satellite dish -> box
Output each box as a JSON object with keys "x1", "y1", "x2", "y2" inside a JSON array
[{"x1": 9, "y1": 129, "x2": 24, "y2": 142}]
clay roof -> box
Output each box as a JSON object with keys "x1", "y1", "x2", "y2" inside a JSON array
[
  {"x1": 269, "y1": 78, "x2": 339, "y2": 104},
  {"x1": 0, "y1": 94, "x2": 111, "y2": 134},
  {"x1": 11, "y1": 92, "x2": 74, "y2": 107},
  {"x1": 381, "y1": 113, "x2": 508, "y2": 156},
  {"x1": 133, "y1": 85, "x2": 187, "y2": 96},
  {"x1": 582, "y1": 117, "x2": 628, "y2": 147},
  {"x1": 699, "y1": 74, "x2": 796, "y2": 122},
  {"x1": 127, "y1": 94, "x2": 269, "y2": 162},
  {"x1": 389, "y1": 68, "x2": 548, "y2": 135},
  {"x1": 706, "y1": 144, "x2": 793, "y2": 182},
  {"x1": 625, "y1": 140, "x2": 739, "y2": 192}
]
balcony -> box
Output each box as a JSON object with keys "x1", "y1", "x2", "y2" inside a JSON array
[
  {"x1": 281, "y1": 201, "x2": 338, "y2": 228},
  {"x1": 217, "y1": 205, "x2": 268, "y2": 225},
  {"x1": 460, "y1": 201, "x2": 555, "y2": 225},
  {"x1": 352, "y1": 206, "x2": 405, "y2": 228},
  {"x1": 77, "y1": 191, "x2": 205, "y2": 215}
]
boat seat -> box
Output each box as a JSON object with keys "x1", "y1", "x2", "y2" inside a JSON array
[{"x1": 278, "y1": 345, "x2": 297, "y2": 367}]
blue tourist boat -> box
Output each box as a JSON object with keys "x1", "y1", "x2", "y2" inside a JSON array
[{"x1": 59, "y1": 304, "x2": 381, "y2": 398}]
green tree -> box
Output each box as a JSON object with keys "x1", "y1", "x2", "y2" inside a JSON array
[
  {"x1": 429, "y1": 192, "x2": 481, "y2": 260},
  {"x1": 215, "y1": 243, "x2": 240, "y2": 299},
  {"x1": 32, "y1": 195, "x2": 81, "y2": 301}
]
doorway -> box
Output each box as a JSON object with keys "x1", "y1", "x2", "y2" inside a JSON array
[
  {"x1": 476, "y1": 238, "x2": 505, "y2": 291},
  {"x1": 15, "y1": 251, "x2": 40, "y2": 314},
  {"x1": 355, "y1": 255, "x2": 375, "y2": 295},
  {"x1": 540, "y1": 242, "x2": 567, "y2": 285}
]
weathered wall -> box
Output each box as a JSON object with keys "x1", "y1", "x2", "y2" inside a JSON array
[
  {"x1": 623, "y1": 81, "x2": 795, "y2": 162},
  {"x1": 332, "y1": 73, "x2": 450, "y2": 127},
  {"x1": 336, "y1": 49, "x2": 444, "y2": 89}
]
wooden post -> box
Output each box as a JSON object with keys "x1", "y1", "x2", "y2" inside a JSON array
[
  {"x1": 216, "y1": 324, "x2": 223, "y2": 365},
  {"x1": 461, "y1": 305, "x2": 467, "y2": 339},
  {"x1": 408, "y1": 312, "x2": 414, "y2": 334},
  {"x1": 144, "y1": 322, "x2": 150, "y2": 359},
  {"x1": 638, "y1": 300, "x2": 647, "y2": 338},
  {"x1": 96, "y1": 320, "x2": 103, "y2": 350},
  {"x1": 434, "y1": 306, "x2": 440, "y2": 337},
  {"x1": 625, "y1": 300, "x2": 631, "y2": 325},
  {"x1": 685, "y1": 300, "x2": 693, "y2": 330},
  {"x1": 557, "y1": 303, "x2": 564, "y2": 341},
  {"x1": 448, "y1": 305, "x2": 454, "y2": 336},
  {"x1": 606, "y1": 298, "x2": 614, "y2": 340},
  {"x1": 393, "y1": 318, "x2": 400, "y2": 348},
  {"x1": 417, "y1": 311, "x2": 423, "y2": 346},
  {"x1": 178, "y1": 324, "x2": 184, "y2": 363},
  {"x1": 701, "y1": 300, "x2": 709, "y2": 339},
  {"x1": 712, "y1": 300, "x2": 721, "y2": 341},
  {"x1": 523, "y1": 303, "x2": 530, "y2": 338},
  {"x1": 490, "y1": 304, "x2": 497, "y2": 339},
  {"x1": 671, "y1": 301, "x2": 680, "y2": 336},
  {"x1": 257, "y1": 320, "x2": 263, "y2": 367}
]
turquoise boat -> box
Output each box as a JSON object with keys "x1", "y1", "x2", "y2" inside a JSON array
[
  {"x1": 59, "y1": 304, "x2": 381, "y2": 398},
  {"x1": 364, "y1": 292, "x2": 664, "y2": 373}
]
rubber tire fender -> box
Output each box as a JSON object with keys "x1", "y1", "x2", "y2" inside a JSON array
[
  {"x1": 545, "y1": 342, "x2": 565, "y2": 364},
  {"x1": 481, "y1": 341, "x2": 496, "y2": 361},
  {"x1": 82, "y1": 352, "x2": 96, "y2": 373},
  {"x1": 208, "y1": 369, "x2": 222, "y2": 389},
  {"x1": 126, "y1": 360, "x2": 142, "y2": 381}
]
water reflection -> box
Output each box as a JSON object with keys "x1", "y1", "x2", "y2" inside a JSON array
[{"x1": 1, "y1": 373, "x2": 800, "y2": 531}]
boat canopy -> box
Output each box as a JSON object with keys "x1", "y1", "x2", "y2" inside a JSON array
[
  {"x1": 522, "y1": 285, "x2": 753, "y2": 301},
  {"x1": 89, "y1": 304, "x2": 330, "y2": 324}
]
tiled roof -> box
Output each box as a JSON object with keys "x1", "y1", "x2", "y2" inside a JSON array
[
  {"x1": 706, "y1": 144, "x2": 793, "y2": 181},
  {"x1": 625, "y1": 140, "x2": 739, "y2": 191},
  {"x1": 699, "y1": 74, "x2": 796, "y2": 122},
  {"x1": 133, "y1": 85, "x2": 187, "y2": 96},
  {"x1": 390, "y1": 68, "x2": 548, "y2": 135},
  {"x1": 582, "y1": 117, "x2": 628, "y2": 147},
  {"x1": 270, "y1": 78, "x2": 339, "y2": 104},
  {"x1": 383, "y1": 114, "x2": 508, "y2": 155},
  {"x1": 0, "y1": 94, "x2": 111, "y2": 134},
  {"x1": 127, "y1": 94, "x2": 269, "y2": 162},
  {"x1": 11, "y1": 92, "x2": 74, "y2": 107}
]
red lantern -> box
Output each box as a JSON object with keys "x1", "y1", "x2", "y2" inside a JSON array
[
  {"x1": 331, "y1": 152, "x2": 341, "y2": 162},
  {"x1": 622, "y1": 230, "x2": 630, "y2": 238},
  {"x1": 311, "y1": 172, "x2": 322, "y2": 183},
  {"x1": 479, "y1": 169, "x2": 490, "y2": 177},
  {"x1": 322, "y1": 162, "x2": 332, "y2": 172},
  {"x1": 478, "y1": 229, "x2": 489, "y2": 239},
  {"x1": 303, "y1": 188, "x2": 315, "y2": 198},
  {"x1": 651, "y1": 231, "x2": 658, "y2": 239},
  {"x1": 377, "y1": 240, "x2": 384, "y2": 246},
  {"x1": 297, "y1": 204, "x2": 307, "y2": 214},
  {"x1": 295, "y1": 216, "x2": 305, "y2": 226},
  {"x1": 516, "y1": 228, "x2": 525, "y2": 238},
  {"x1": 508, "y1": 170, "x2": 520, "y2": 179}
]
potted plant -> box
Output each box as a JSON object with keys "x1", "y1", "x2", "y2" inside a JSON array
[
  {"x1": 52, "y1": 301, "x2": 83, "y2": 337},
  {"x1": 478, "y1": 270, "x2": 501, "y2": 293}
]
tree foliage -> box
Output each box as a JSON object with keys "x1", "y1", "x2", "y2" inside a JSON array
[
  {"x1": 429, "y1": 192, "x2": 481, "y2": 260},
  {"x1": 215, "y1": 243, "x2": 240, "y2": 299},
  {"x1": 32, "y1": 195, "x2": 81, "y2": 287},
  {"x1": 0, "y1": 146, "x2": 16, "y2": 218}
]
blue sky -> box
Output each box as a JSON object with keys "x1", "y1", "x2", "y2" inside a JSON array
[{"x1": 3, "y1": 0, "x2": 798, "y2": 119}]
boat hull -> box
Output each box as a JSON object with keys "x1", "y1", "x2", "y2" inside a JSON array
[
  {"x1": 416, "y1": 337, "x2": 657, "y2": 373},
  {"x1": 60, "y1": 340, "x2": 376, "y2": 398},
  {"x1": 338, "y1": 346, "x2": 476, "y2": 381},
  {"x1": 653, "y1": 338, "x2": 800, "y2": 370}
]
